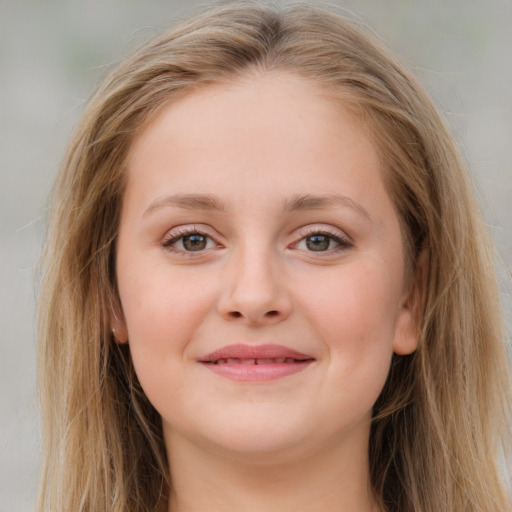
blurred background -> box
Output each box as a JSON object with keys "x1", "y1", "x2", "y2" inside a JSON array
[{"x1": 1, "y1": 1, "x2": 511, "y2": 510}]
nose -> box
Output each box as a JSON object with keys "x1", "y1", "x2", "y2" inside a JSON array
[{"x1": 217, "y1": 245, "x2": 292, "y2": 326}]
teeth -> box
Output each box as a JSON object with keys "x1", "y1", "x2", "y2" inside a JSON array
[
  {"x1": 256, "y1": 358, "x2": 274, "y2": 364},
  {"x1": 212, "y1": 357, "x2": 298, "y2": 365}
]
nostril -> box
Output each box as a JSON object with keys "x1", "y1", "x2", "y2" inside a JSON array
[
  {"x1": 230, "y1": 311, "x2": 242, "y2": 318},
  {"x1": 265, "y1": 310, "x2": 279, "y2": 317}
]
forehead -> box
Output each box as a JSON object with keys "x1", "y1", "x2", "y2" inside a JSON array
[{"x1": 126, "y1": 71, "x2": 382, "y2": 194}]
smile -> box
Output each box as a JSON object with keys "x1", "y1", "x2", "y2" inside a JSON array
[
  {"x1": 209, "y1": 357, "x2": 304, "y2": 364},
  {"x1": 198, "y1": 344, "x2": 315, "y2": 381}
]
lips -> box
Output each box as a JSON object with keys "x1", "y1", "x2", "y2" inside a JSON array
[
  {"x1": 198, "y1": 344, "x2": 315, "y2": 381},
  {"x1": 210, "y1": 357, "x2": 304, "y2": 365}
]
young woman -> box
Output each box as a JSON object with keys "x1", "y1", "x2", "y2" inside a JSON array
[{"x1": 37, "y1": 2, "x2": 511, "y2": 511}]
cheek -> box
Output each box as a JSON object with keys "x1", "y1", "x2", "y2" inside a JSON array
[
  {"x1": 296, "y1": 263, "x2": 400, "y2": 387},
  {"x1": 301, "y1": 264, "x2": 399, "y2": 343},
  {"x1": 118, "y1": 262, "x2": 220, "y2": 410},
  {"x1": 118, "y1": 260, "x2": 216, "y2": 357}
]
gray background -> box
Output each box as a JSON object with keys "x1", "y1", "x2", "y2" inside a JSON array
[{"x1": 1, "y1": 1, "x2": 511, "y2": 510}]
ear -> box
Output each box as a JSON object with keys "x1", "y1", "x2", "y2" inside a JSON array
[
  {"x1": 110, "y1": 298, "x2": 129, "y2": 344},
  {"x1": 392, "y1": 248, "x2": 429, "y2": 355}
]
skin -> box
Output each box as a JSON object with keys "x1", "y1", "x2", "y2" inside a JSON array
[{"x1": 115, "y1": 72, "x2": 420, "y2": 512}]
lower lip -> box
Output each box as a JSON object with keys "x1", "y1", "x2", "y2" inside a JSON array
[{"x1": 200, "y1": 361, "x2": 314, "y2": 381}]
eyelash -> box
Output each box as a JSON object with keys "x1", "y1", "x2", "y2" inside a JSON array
[
  {"x1": 161, "y1": 226, "x2": 218, "y2": 256},
  {"x1": 161, "y1": 226, "x2": 352, "y2": 255},
  {"x1": 292, "y1": 227, "x2": 353, "y2": 254}
]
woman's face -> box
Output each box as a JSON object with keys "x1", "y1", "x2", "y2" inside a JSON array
[{"x1": 116, "y1": 72, "x2": 418, "y2": 462}]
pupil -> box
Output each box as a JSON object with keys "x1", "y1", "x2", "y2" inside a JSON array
[
  {"x1": 183, "y1": 234, "x2": 207, "y2": 251},
  {"x1": 306, "y1": 235, "x2": 330, "y2": 251}
]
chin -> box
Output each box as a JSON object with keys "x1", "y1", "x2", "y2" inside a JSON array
[{"x1": 170, "y1": 410, "x2": 315, "y2": 463}]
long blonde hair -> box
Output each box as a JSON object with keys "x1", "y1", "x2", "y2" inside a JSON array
[{"x1": 38, "y1": 2, "x2": 511, "y2": 511}]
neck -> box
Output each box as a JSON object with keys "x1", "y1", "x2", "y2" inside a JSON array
[{"x1": 165, "y1": 427, "x2": 380, "y2": 512}]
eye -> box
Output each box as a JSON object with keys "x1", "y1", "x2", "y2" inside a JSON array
[
  {"x1": 162, "y1": 229, "x2": 217, "y2": 252},
  {"x1": 293, "y1": 230, "x2": 352, "y2": 253},
  {"x1": 304, "y1": 234, "x2": 335, "y2": 251}
]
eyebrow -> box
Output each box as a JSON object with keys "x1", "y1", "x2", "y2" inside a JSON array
[
  {"x1": 283, "y1": 194, "x2": 371, "y2": 220},
  {"x1": 143, "y1": 193, "x2": 226, "y2": 217},
  {"x1": 143, "y1": 192, "x2": 371, "y2": 221}
]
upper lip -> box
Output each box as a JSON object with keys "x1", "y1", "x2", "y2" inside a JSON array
[{"x1": 198, "y1": 343, "x2": 314, "y2": 362}]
